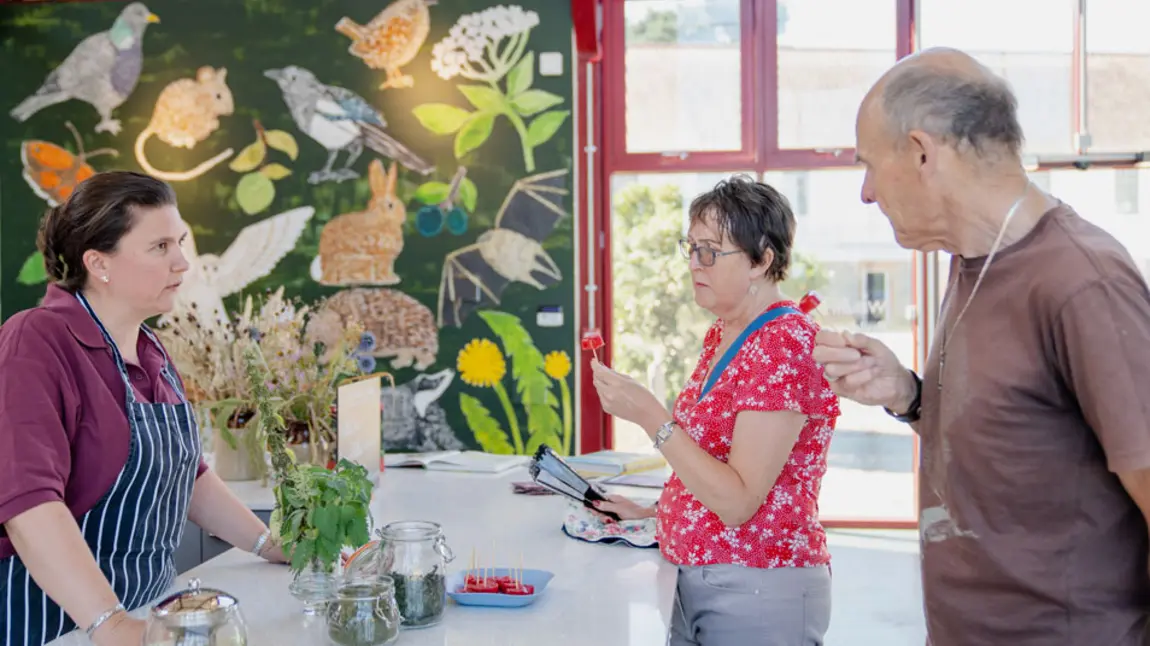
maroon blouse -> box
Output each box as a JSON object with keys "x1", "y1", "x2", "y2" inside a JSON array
[{"x1": 0, "y1": 285, "x2": 208, "y2": 559}]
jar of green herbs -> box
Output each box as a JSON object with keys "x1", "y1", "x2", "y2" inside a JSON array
[
  {"x1": 325, "y1": 578, "x2": 402, "y2": 646},
  {"x1": 377, "y1": 520, "x2": 455, "y2": 628}
]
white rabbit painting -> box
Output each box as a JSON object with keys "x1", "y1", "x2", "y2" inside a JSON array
[{"x1": 311, "y1": 158, "x2": 406, "y2": 286}]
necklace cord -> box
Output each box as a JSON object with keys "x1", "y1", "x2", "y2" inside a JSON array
[{"x1": 937, "y1": 183, "x2": 1032, "y2": 391}]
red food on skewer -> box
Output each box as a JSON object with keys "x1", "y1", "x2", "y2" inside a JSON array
[
  {"x1": 582, "y1": 329, "x2": 605, "y2": 363},
  {"x1": 799, "y1": 291, "x2": 821, "y2": 315},
  {"x1": 463, "y1": 577, "x2": 501, "y2": 594},
  {"x1": 581, "y1": 330, "x2": 604, "y2": 351},
  {"x1": 501, "y1": 581, "x2": 535, "y2": 596}
]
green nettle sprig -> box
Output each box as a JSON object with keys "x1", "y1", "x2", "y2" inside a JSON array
[{"x1": 243, "y1": 345, "x2": 372, "y2": 575}]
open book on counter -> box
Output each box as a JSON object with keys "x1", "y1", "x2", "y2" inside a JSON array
[
  {"x1": 383, "y1": 450, "x2": 529, "y2": 474},
  {"x1": 562, "y1": 450, "x2": 667, "y2": 478}
]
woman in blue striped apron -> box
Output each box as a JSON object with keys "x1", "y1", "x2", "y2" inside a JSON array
[{"x1": 0, "y1": 171, "x2": 287, "y2": 646}]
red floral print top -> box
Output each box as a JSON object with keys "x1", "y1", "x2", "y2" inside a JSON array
[{"x1": 656, "y1": 301, "x2": 841, "y2": 569}]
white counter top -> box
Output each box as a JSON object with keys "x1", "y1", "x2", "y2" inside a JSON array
[{"x1": 48, "y1": 468, "x2": 676, "y2": 646}]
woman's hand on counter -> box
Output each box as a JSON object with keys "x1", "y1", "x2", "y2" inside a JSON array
[
  {"x1": 91, "y1": 614, "x2": 145, "y2": 646},
  {"x1": 259, "y1": 539, "x2": 290, "y2": 565},
  {"x1": 591, "y1": 495, "x2": 656, "y2": 522}
]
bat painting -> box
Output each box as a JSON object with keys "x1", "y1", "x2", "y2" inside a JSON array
[{"x1": 437, "y1": 169, "x2": 567, "y2": 328}]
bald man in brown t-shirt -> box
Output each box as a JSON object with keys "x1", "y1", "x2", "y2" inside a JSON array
[{"x1": 815, "y1": 47, "x2": 1150, "y2": 644}]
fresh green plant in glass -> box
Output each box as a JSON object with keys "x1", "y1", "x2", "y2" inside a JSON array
[{"x1": 240, "y1": 344, "x2": 373, "y2": 578}]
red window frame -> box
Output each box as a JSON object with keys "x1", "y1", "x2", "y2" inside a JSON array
[
  {"x1": 601, "y1": 0, "x2": 917, "y2": 174},
  {"x1": 581, "y1": 0, "x2": 917, "y2": 455}
]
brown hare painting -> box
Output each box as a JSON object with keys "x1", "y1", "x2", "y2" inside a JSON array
[{"x1": 310, "y1": 159, "x2": 405, "y2": 286}]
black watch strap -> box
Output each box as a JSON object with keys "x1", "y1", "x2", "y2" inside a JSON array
[{"x1": 884, "y1": 370, "x2": 922, "y2": 423}]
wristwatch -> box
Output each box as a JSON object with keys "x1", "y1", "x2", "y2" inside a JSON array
[
  {"x1": 654, "y1": 421, "x2": 676, "y2": 449},
  {"x1": 884, "y1": 370, "x2": 922, "y2": 423}
]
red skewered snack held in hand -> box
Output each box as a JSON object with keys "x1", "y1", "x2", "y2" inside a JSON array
[
  {"x1": 581, "y1": 329, "x2": 605, "y2": 362},
  {"x1": 799, "y1": 291, "x2": 821, "y2": 315}
]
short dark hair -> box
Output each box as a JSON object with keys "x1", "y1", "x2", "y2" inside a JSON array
[
  {"x1": 36, "y1": 171, "x2": 177, "y2": 291},
  {"x1": 688, "y1": 175, "x2": 795, "y2": 282},
  {"x1": 881, "y1": 64, "x2": 1024, "y2": 159}
]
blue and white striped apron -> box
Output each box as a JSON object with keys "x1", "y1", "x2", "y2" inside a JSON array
[{"x1": 0, "y1": 291, "x2": 201, "y2": 646}]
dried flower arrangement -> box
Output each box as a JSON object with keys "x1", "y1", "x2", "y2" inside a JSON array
[{"x1": 156, "y1": 288, "x2": 370, "y2": 483}]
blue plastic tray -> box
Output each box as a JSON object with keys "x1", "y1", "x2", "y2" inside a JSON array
[{"x1": 446, "y1": 568, "x2": 554, "y2": 608}]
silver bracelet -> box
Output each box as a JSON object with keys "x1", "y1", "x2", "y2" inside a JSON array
[
  {"x1": 653, "y1": 420, "x2": 676, "y2": 449},
  {"x1": 251, "y1": 530, "x2": 271, "y2": 556},
  {"x1": 86, "y1": 603, "x2": 125, "y2": 637}
]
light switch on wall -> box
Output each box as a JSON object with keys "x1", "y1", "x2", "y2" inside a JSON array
[{"x1": 539, "y1": 51, "x2": 564, "y2": 76}]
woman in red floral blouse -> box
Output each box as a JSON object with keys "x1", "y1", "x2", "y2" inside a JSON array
[{"x1": 591, "y1": 176, "x2": 841, "y2": 645}]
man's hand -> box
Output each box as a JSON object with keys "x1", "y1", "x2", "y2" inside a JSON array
[{"x1": 813, "y1": 329, "x2": 917, "y2": 413}]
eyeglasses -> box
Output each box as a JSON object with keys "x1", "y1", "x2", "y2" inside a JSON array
[{"x1": 678, "y1": 239, "x2": 740, "y2": 267}]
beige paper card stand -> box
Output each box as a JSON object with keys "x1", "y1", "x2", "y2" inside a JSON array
[{"x1": 337, "y1": 372, "x2": 392, "y2": 482}]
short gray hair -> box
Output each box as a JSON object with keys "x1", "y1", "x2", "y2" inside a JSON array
[{"x1": 881, "y1": 66, "x2": 1024, "y2": 159}]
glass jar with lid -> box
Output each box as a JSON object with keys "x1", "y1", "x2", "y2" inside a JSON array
[
  {"x1": 143, "y1": 577, "x2": 248, "y2": 646},
  {"x1": 325, "y1": 577, "x2": 402, "y2": 646},
  {"x1": 346, "y1": 520, "x2": 455, "y2": 628}
]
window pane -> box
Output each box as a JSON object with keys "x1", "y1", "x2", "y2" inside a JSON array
[
  {"x1": 1086, "y1": 0, "x2": 1150, "y2": 152},
  {"x1": 1050, "y1": 169, "x2": 1150, "y2": 276},
  {"x1": 762, "y1": 168, "x2": 916, "y2": 521},
  {"x1": 609, "y1": 171, "x2": 746, "y2": 454},
  {"x1": 919, "y1": 0, "x2": 1075, "y2": 156},
  {"x1": 776, "y1": 0, "x2": 896, "y2": 151},
  {"x1": 624, "y1": 0, "x2": 744, "y2": 153}
]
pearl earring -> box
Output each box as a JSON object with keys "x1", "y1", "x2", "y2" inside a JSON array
[
  {"x1": 101, "y1": 275, "x2": 109, "y2": 284},
  {"x1": 750, "y1": 283, "x2": 759, "y2": 295}
]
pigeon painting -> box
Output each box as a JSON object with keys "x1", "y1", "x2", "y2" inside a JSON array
[
  {"x1": 264, "y1": 65, "x2": 434, "y2": 184},
  {"x1": 10, "y1": 3, "x2": 160, "y2": 135}
]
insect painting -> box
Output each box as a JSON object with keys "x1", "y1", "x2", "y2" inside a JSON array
[
  {"x1": 20, "y1": 121, "x2": 118, "y2": 206},
  {"x1": 437, "y1": 169, "x2": 568, "y2": 328}
]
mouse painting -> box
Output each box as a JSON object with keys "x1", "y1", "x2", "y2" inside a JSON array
[{"x1": 134, "y1": 66, "x2": 236, "y2": 182}]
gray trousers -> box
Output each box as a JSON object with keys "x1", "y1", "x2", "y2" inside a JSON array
[{"x1": 669, "y1": 564, "x2": 832, "y2": 646}]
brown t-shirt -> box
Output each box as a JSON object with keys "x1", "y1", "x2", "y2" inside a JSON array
[{"x1": 918, "y1": 203, "x2": 1150, "y2": 644}]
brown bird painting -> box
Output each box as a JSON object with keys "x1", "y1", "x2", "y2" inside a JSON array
[{"x1": 335, "y1": 0, "x2": 437, "y2": 90}]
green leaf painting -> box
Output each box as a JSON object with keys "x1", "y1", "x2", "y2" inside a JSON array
[
  {"x1": 416, "y1": 5, "x2": 568, "y2": 172},
  {"x1": 454, "y1": 112, "x2": 496, "y2": 160},
  {"x1": 236, "y1": 171, "x2": 275, "y2": 215},
  {"x1": 230, "y1": 121, "x2": 298, "y2": 215},
  {"x1": 412, "y1": 104, "x2": 473, "y2": 135},
  {"x1": 511, "y1": 89, "x2": 563, "y2": 116},
  {"x1": 526, "y1": 110, "x2": 570, "y2": 149},
  {"x1": 460, "y1": 393, "x2": 515, "y2": 455},
  {"x1": 17, "y1": 251, "x2": 46, "y2": 285},
  {"x1": 412, "y1": 176, "x2": 478, "y2": 212}
]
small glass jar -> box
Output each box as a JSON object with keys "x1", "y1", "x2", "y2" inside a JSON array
[
  {"x1": 289, "y1": 558, "x2": 344, "y2": 615},
  {"x1": 144, "y1": 578, "x2": 248, "y2": 646},
  {"x1": 325, "y1": 578, "x2": 402, "y2": 646},
  {"x1": 377, "y1": 520, "x2": 455, "y2": 629}
]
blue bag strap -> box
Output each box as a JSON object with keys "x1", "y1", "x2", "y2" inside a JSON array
[{"x1": 698, "y1": 306, "x2": 801, "y2": 400}]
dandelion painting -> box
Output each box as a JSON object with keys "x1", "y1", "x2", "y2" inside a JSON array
[
  {"x1": 455, "y1": 310, "x2": 571, "y2": 455},
  {"x1": 412, "y1": 5, "x2": 569, "y2": 172}
]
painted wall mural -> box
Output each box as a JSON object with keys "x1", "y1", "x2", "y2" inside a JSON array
[{"x1": 0, "y1": 0, "x2": 577, "y2": 456}]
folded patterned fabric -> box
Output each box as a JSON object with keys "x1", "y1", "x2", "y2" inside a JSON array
[{"x1": 561, "y1": 499, "x2": 658, "y2": 549}]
